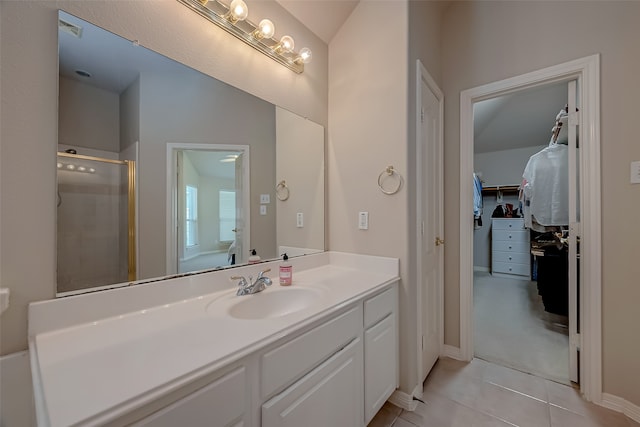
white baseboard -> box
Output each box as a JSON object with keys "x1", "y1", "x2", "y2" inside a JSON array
[
  {"x1": 441, "y1": 344, "x2": 463, "y2": 360},
  {"x1": 473, "y1": 266, "x2": 490, "y2": 272},
  {"x1": 388, "y1": 389, "x2": 418, "y2": 412},
  {"x1": 601, "y1": 393, "x2": 640, "y2": 423}
]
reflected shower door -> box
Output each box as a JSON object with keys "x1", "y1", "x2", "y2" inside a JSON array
[{"x1": 56, "y1": 153, "x2": 135, "y2": 294}]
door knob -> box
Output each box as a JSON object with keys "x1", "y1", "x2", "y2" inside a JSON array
[{"x1": 435, "y1": 237, "x2": 445, "y2": 246}]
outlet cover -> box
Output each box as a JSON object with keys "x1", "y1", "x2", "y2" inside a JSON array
[{"x1": 358, "y1": 212, "x2": 369, "y2": 230}]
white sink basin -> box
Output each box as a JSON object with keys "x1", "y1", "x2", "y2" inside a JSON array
[{"x1": 208, "y1": 287, "x2": 325, "y2": 320}]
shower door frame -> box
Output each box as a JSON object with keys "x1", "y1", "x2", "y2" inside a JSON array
[{"x1": 56, "y1": 152, "x2": 137, "y2": 293}]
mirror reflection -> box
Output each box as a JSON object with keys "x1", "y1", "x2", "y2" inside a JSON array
[{"x1": 57, "y1": 11, "x2": 324, "y2": 296}]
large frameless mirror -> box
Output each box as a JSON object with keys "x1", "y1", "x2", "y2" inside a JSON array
[{"x1": 57, "y1": 11, "x2": 324, "y2": 295}]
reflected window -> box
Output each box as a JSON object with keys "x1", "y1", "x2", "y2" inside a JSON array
[
  {"x1": 185, "y1": 185, "x2": 198, "y2": 247},
  {"x1": 219, "y1": 190, "x2": 236, "y2": 242}
]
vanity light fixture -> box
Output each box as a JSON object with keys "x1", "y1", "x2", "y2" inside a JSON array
[
  {"x1": 57, "y1": 162, "x2": 97, "y2": 174},
  {"x1": 178, "y1": 0, "x2": 312, "y2": 73}
]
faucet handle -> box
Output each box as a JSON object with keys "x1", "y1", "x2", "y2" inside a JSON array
[
  {"x1": 230, "y1": 275, "x2": 248, "y2": 287},
  {"x1": 257, "y1": 268, "x2": 271, "y2": 279}
]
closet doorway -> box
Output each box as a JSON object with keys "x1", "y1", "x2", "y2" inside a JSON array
[
  {"x1": 472, "y1": 81, "x2": 573, "y2": 384},
  {"x1": 458, "y1": 55, "x2": 602, "y2": 401}
]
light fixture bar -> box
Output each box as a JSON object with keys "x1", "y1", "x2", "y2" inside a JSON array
[{"x1": 178, "y1": 0, "x2": 306, "y2": 73}]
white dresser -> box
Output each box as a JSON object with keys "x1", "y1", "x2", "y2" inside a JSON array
[{"x1": 491, "y1": 218, "x2": 530, "y2": 279}]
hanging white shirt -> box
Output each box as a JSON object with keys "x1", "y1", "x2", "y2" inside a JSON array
[{"x1": 522, "y1": 144, "x2": 569, "y2": 226}]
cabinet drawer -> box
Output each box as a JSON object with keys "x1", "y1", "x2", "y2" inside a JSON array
[
  {"x1": 492, "y1": 251, "x2": 530, "y2": 265},
  {"x1": 364, "y1": 286, "x2": 396, "y2": 329},
  {"x1": 493, "y1": 229, "x2": 528, "y2": 242},
  {"x1": 261, "y1": 305, "x2": 361, "y2": 398},
  {"x1": 492, "y1": 240, "x2": 529, "y2": 253},
  {"x1": 492, "y1": 261, "x2": 530, "y2": 276},
  {"x1": 492, "y1": 219, "x2": 525, "y2": 230},
  {"x1": 134, "y1": 367, "x2": 246, "y2": 427}
]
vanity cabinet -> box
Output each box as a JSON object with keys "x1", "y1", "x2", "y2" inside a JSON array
[
  {"x1": 363, "y1": 286, "x2": 398, "y2": 425},
  {"x1": 262, "y1": 337, "x2": 363, "y2": 427}
]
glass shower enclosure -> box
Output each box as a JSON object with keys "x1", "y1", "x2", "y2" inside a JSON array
[{"x1": 56, "y1": 152, "x2": 136, "y2": 294}]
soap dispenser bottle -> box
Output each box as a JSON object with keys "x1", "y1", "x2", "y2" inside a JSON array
[
  {"x1": 248, "y1": 249, "x2": 261, "y2": 264},
  {"x1": 279, "y1": 253, "x2": 292, "y2": 286}
]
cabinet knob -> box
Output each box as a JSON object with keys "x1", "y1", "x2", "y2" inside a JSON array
[
  {"x1": 509, "y1": 256, "x2": 512, "y2": 260},
  {"x1": 509, "y1": 235, "x2": 512, "y2": 239},
  {"x1": 508, "y1": 246, "x2": 512, "y2": 249}
]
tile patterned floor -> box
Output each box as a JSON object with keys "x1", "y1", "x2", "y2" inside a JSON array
[{"x1": 368, "y1": 358, "x2": 639, "y2": 427}]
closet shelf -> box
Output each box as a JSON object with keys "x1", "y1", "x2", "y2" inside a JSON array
[{"x1": 482, "y1": 185, "x2": 520, "y2": 193}]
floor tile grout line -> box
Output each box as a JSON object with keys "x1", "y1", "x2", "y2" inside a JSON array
[
  {"x1": 485, "y1": 380, "x2": 549, "y2": 404},
  {"x1": 423, "y1": 383, "x2": 540, "y2": 427}
]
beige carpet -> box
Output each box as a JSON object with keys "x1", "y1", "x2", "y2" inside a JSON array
[{"x1": 474, "y1": 271, "x2": 570, "y2": 384}]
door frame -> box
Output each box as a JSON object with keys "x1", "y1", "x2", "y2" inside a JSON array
[
  {"x1": 416, "y1": 60, "x2": 445, "y2": 387},
  {"x1": 458, "y1": 55, "x2": 602, "y2": 402},
  {"x1": 166, "y1": 143, "x2": 250, "y2": 275}
]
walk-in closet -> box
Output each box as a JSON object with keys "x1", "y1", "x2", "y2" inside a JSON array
[{"x1": 472, "y1": 81, "x2": 578, "y2": 385}]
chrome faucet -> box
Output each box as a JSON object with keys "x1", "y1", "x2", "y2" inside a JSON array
[{"x1": 232, "y1": 268, "x2": 272, "y2": 296}]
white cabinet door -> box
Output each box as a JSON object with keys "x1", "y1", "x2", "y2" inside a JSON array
[
  {"x1": 364, "y1": 314, "x2": 396, "y2": 425},
  {"x1": 133, "y1": 367, "x2": 247, "y2": 427},
  {"x1": 262, "y1": 338, "x2": 363, "y2": 427}
]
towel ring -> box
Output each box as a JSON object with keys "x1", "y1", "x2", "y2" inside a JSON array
[
  {"x1": 378, "y1": 166, "x2": 403, "y2": 195},
  {"x1": 276, "y1": 180, "x2": 290, "y2": 201}
]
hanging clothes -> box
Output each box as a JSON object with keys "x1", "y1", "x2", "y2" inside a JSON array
[
  {"x1": 522, "y1": 143, "x2": 569, "y2": 227},
  {"x1": 473, "y1": 173, "x2": 483, "y2": 228}
]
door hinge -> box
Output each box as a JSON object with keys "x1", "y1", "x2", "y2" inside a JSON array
[
  {"x1": 571, "y1": 333, "x2": 581, "y2": 351},
  {"x1": 421, "y1": 221, "x2": 425, "y2": 236},
  {"x1": 569, "y1": 111, "x2": 579, "y2": 126},
  {"x1": 421, "y1": 108, "x2": 424, "y2": 123}
]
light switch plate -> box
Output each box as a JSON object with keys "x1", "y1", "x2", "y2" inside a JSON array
[
  {"x1": 296, "y1": 212, "x2": 304, "y2": 228},
  {"x1": 631, "y1": 161, "x2": 640, "y2": 184},
  {"x1": 260, "y1": 194, "x2": 271, "y2": 204},
  {"x1": 260, "y1": 205, "x2": 267, "y2": 215},
  {"x1": 358, "y1": 212, "x2": 369, "y2": 230}
]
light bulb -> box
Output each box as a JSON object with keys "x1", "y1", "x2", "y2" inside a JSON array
[
  {"x1": 229, "y1": 0, "x2": 248, "y2": 22},
  {"x1": 256, "y1": 19, "x2": 275, "y2": 39},
  {"x1": 297, "y1": 47, "x2": 312, "y2": 64},
  {"x1": 277, "y1": 35, "x2": 294, "y2": 53},
  {"x1": 66, "y1": 164, "x2": 76, "y2": 170},
  {"x1": 89, "y1": 168, "x2": 96, "y2": 173},
  {"x1": 57, "y1": 162, "x2": 63, "y2": 169},
  {"x1": 77, "y1": 166, "x2": 87, "y2": 172}
]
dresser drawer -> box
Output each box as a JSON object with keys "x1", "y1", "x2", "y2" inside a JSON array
[
  {"x1": 492, "y1": 261, "x2": 530, "y2": 276},
  {"x1": 261, "y1": 305, "x2": 361, "y2": 398},
  {"x1": 492, "y1": 229, "x2": 528, "y2": 242},
  {"x1": 492, "y1": 240, "x2": 529, "y2": 253},
  {"x1": 492, "y1": 251, "x2": 530, "y2": 265},
  {"x1": 492, "y1": 219, "x2": 525, "y2": 230}
]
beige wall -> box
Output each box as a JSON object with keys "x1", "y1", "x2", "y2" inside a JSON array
[
  {"x1": 59, "y1": 76, "x2": 120, "y2": 152},
  {"x1": 328, "y1": 0, "x2": 445, "y2": 397},
  {"x1": 0, "y1": 0, "x2": 327, "y2": 356},
  {"x1": 275, "y1": 107, "x2": 325, "y2": 254},
  {"x1": 441, "y1": 1, "x2": 640, "y2": 406}
]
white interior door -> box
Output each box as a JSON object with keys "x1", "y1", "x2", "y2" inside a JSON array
[
  {"x1": 417, "y1": 62, "x2": 443, "y2": 383},
  {"x1": 567, "y1": 80, "x2": 580, "y2": 383}
]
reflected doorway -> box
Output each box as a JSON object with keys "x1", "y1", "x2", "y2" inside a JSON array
[{"x1": 167, "y1": 144, "x2": 250, "y2": 275}]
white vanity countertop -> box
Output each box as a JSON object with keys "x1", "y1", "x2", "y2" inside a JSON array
[{"x1": 28, "y1": 252, "x2": 399, "y2": 427}]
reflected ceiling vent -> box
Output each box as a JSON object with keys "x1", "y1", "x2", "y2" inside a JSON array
[{"x1": 58, "y1": 18, "x2": 83, "y2": 38}]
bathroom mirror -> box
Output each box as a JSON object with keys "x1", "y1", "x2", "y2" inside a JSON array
[{"x1": 57, "y1": 11, "x2": 324, "y2": 295}]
